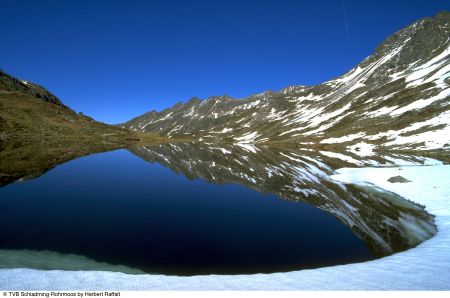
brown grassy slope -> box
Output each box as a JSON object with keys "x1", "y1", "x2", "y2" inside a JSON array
[
  {"x1": 0, "y1": 90, "x2": 133, "y2": 145},
  {"x1": 0, "y1": 91, "x2": 179, "y2": 186},
  {"x1": 0, "y1": 90, "x2": 130, "y2": 185}
]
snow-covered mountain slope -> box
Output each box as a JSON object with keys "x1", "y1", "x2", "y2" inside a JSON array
[{"x1": 123, "y1": 12, "x2": 450, "y2": 152}]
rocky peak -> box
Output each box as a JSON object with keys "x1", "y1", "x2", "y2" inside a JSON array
[
  {"x1": 361, "y1": 11, "x2": 449, "y2": 78},
  {"x1": 0, "y1": 69, "x2": 67, "y2": 108}
]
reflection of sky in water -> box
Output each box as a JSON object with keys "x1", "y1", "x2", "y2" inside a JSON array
[{"x1": 0, "y1": 149, "x2": 373, "y2": 275}]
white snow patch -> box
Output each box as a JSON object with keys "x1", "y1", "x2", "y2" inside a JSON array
[
  {"x1": 216, "y1": 148, "x2": 231, "y2": 154},
  {"x1": 384, "y1": 126, "x2": 450, "y2": 150},
  {"x1": 235, "y1": 143, "x2": 258, "y2": 153},
  {"x1": 319, "y1": 151, "x2": 363, "y2": 165},
  {"x1": 219, "y1": 128, "x2": 233, "y2": 133},
  {"x1": 390, "y1": 88, "x2": 450, "y2": 116},
  {"x1": 238, "y1": 100, "x2": 261, "y2": 110},
  {"x1": 390, "y1": 43, "x2": 450, "y2": 88},
  {"x1": 365, "y1": 105, "x2": 399, "y2": 117},
  {"x1": 306, "y1": 103, "x2": 352, "y2": 128},
  {"x1": 346, "y1": 142, "x2": 376, "y2": 157},
  {"x1": 267, "y1": 108, "x2": 286, "y2": 121},
  {"x1": 365, "y1": 110, "x2": 450, "y2": 149},
  {"x1": 234, "y1": 131, "x2": 259, "y2": 144},
  {"x1": 302, "y1": 111, "x2": 355, "y2": 136},
  {"x1": 320, "y1": 133, "x2": 365, "y2": 144},
  {"x1": 333, "y1": 66, "x2": 365, "y2": 84},
  {"x1": 346, "y1": 82, "x2": 366, "y2": 94}
]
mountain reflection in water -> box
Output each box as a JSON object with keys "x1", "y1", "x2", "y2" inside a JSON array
[
  {"x1": 130, "y1": 143, "x2": 437, "y2": 257},
  {"x1": 0, "y1": 142, "x2": 437, "y2": 275}
]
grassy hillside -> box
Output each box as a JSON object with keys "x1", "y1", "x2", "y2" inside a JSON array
[
  {"x1": 0, "y1": 90, "x2": 131, "y2": 145},
  {"x1": 0, "y1": 70, "x2": 177, "y2": 186}
]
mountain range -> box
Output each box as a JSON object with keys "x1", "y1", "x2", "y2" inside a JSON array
[
  {"x1": 122, "y1": 11, "x2": 450, "y2": 154},
  {"x1": 1, "y1": 11, "x2": 449, "y2": 166}
]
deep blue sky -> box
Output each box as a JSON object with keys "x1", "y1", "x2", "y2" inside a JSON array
[{"x1": 1, "y1": 1, "x2": 447, "y2": 124}]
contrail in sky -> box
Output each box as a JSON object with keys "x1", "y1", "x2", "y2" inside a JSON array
[{"x1": 341, "y1": 0, "x2": 351, "y2": 40}]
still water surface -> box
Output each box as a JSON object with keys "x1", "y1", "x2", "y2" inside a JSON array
[{"x1": 0, "y1": 145, "x2": 436, "y2": 275}]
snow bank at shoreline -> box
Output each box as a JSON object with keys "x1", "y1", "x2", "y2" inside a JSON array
[{"x1": 0, "y1": 165, "x2": 449, "y2": 290}]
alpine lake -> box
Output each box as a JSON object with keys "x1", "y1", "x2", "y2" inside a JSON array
[{"x1": 0, "y1": 142, "x2": 439, "y2": 275}]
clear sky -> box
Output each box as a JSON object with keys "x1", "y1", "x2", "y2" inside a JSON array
[{"x1": 1, "y1": 0, "x2": 448, "y2": 124}]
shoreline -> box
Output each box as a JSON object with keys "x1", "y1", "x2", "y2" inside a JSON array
[{"x1": 0, "y1": 165, "x2": 449, "y2": 290}]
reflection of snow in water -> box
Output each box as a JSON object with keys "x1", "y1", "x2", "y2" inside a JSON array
[{"x1": 0, "y1": 165, "x2": 448, "y2": 290}]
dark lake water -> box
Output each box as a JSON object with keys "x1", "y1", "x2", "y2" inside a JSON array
[{"x1": 0, "y1": 144, "x2": 436, "y2": 275}]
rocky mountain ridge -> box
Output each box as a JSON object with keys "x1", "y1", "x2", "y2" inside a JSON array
[
  {"x1": 123, "y1": 12, "x2": 450, "y2": 154},
  {"x1": 0, "y1": 69, "x2": 66, "y2": 107}
]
